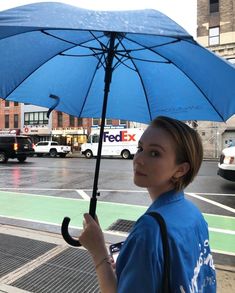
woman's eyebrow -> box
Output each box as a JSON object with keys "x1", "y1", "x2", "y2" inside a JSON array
[
  {"x1": 148, "y1": 143, "x2": 166, "y2": 152},
  {"x1": 138, "y1": 141, "x2": 165, "y2": 152}
]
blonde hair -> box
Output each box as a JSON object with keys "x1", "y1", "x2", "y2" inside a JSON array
[{"x1": 150, "y1": 116, "x2": 203, "y2": 191}]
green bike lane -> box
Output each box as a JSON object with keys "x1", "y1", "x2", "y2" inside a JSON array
[{"x1": 0, "y1": 190, "x2": 234, "y2": 255}]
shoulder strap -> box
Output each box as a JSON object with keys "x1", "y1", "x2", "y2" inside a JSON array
[{"x1": 148, "y1": 212, "x2": 171, "y2": 293}]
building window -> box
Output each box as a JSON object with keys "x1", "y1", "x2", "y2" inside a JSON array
[
  {"x1": 57, "y1": 112, "x2": 63, "y2": 127},
  {"x1": 209, "y1": 27, "x2": 219, "y2": 46},
  {"x1": 5, "y1": 114, "x2": 9, "y2": 128},
  {"x1": 5, "y1": 100, "x2": 10, "y2": 107},
  {"x1": 92, "y1": 118, "x2": 100, "y2": 126},
  {"x1": 106, "y1": 119, "x2": 112, "y2": 126},
  {"x1": 69, "y1": 115, "x2": 75, "y2": 127},
  {"x1": 14, "y1": 102, "x2": 19, "y2": 106},
  {"x1": 14, "y1": 114, "x2": 19, "y2": 128},
  {"x1": 119, "y1": 119, "x2": 127, "y2": 125},
  {"x1": 77, "y1": 118, "x2": 83, "y2": 127},
  {"x1": 210, "y1": 0, "x2": 219, "y2": 13},
  {"x1": 24, "y1": 111, "x2": 48, "y2": 125}
]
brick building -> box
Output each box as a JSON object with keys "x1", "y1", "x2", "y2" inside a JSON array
[
  {"x1": 197, "y1": 0, "x2": 235, "y2": 62},
  {"x1": 0, "y1": 99, "x2": 21, "y2": 134},
  {"x1": 0, "y1": 99, "x2": 131, "y2": 150},
  {"x1": 197, "y1": 0, "x2": 235, "y2": 157}
]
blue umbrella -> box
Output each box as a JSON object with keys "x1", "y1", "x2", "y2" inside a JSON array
[{"x1": 0, "y1": 2, "x2": 235, "y2": 246}]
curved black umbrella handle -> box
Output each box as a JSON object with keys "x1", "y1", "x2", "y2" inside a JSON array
[
  {"x1": 61, "y1": 197, "x2": 97, "y2": 247},
  {"x1": 61, "y1": 217, "x2": 81, "y2": 247}
]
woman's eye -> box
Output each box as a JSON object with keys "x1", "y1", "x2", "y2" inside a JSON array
[
  {"x1": 136, "y1": 146, "x2": 143, "y2": 153},
  {"x1": 150, "y1": 151, "x2": 160, "y2": 157}
]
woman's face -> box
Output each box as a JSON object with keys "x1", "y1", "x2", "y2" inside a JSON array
[{"x1": 133, "y1": 126, "x2": 185, "y2": 198}]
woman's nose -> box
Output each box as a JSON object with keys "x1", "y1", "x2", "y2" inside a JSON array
[{"x1": 134, "y1": 151, "x2": 144, "y2": 165}]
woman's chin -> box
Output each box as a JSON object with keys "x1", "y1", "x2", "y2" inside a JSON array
[{"x1": 134, "y1": 178, "x2": 148, "y2": 188}]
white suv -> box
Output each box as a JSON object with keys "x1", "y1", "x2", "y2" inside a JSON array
[{"x1": 218, "y1": 146, "x2": 235, "y2": 181}]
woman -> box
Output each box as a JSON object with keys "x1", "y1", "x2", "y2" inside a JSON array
[{"x1": 79, "y1": 116, "x2": 216, "y2": 293}]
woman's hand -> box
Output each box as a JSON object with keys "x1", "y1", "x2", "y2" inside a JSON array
[
  {"x1": 80, "y1": 214, "x2": 118, "y2": 293},
  {"x1": 79, "y1": 213, "x2": 107, "y2": 261},
  {"x1": 110, "y1": 256, "x2": 116, "y2": 271}
]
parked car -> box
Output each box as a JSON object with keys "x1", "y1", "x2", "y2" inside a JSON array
[
  {"x1": 33, "y1": 141, "x2": 71, "y2": 158},
  {"x1": 0, "y1": 135, "x2": 34, "y2": 163},
  {"x1": 218, "y1": 146, "x2": 235, "y2": 181}
]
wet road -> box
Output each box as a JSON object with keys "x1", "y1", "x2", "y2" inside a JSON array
[
  {"x1": 0, "y1": 156, "x2": 234, "y2": 265},
  {"x1": 0, "y1": 157, "x2": 234, "y2": 216}
]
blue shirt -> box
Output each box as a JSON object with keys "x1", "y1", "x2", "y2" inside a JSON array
[{"x1": 116, "y1": 190, "x2": 216, "y2": 292}]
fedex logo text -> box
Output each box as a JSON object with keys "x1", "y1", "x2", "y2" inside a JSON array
[{"x1": 103, "y1": 131, "x2": 136, "y2": 142}]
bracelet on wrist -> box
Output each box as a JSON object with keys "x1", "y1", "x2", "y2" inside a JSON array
[{"x1": 95, "y1": 257, "x2": 111, "y2": 269}]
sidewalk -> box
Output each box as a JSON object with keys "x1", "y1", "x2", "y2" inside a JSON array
[
  {"x1": 66, "y1": 151, "x2": 83, "y2": 158},
  {"x1": 216, "y1": 264, "x2": 235, "y2": 293},
  {"x1": 0, "y1": 223, "x2": 125, "y2": 293},
  {"x1": 0, "y1": 223, "x2": 234, "y2": 293},
  {"x1": 67, "y1": 151, "x2": 220, "y2": 161}
]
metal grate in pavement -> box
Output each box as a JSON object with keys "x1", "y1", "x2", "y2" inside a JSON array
[
  {"x1": 11, "y1": 247, "x2": 100, "y2": 293},
  {"x1": 0, "y1": 233, "x2": 56, "y2": 278},
  {"x1": 107, "y1": 219, "x2": 135, "y2": 233}
]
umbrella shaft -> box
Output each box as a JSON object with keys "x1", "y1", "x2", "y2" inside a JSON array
[
  {"x1": 104, "y1": 33, "x2": 116, "y2": 92},
  {"x1": 91, "y1": 32, "x2": 117, "y2": 211}
]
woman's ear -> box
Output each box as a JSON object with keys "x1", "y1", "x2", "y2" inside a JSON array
[{"x1": 174, "y1": 162, "x2": 190, "y2": 179}]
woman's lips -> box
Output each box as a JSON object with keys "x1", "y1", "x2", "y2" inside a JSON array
[{"x1": 135, "y1": 170, "x2": 146, "y2": 176}]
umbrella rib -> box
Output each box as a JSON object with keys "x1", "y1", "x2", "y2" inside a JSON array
[
  {"x1": 43, "y1": 29, "x2": 108, "y2": 69},
  {"x1": 116, "y1": 52, "x2": 170, "y2": 63},
  {"x1": 1, "y1": 29, "x2": 184, "y2": 54},
  {"x1": 112, "y1": 55, "x2": 137, "y2": 72},
  {"x1": 123, "y1": 36, "x2": 224, "y2": 120},
  {"x1": 5, "y1": 29, "x2": 107, "y2": 55},
  {"x1": 93, "y1": 53, "x2": 106, "y2": 70},
  {"x1": 59, "y1": 30, "x2": 110, "y2": 69},
  {"x1": 42, "y1": 30, "x2": 106, "y2": 49},
  {"x1": 117, "y1": 37, "x2": 152, "y2": 121},
  {"x1": 96, "y1": 35, "x2": 125, "y2": 73},
  {"x1": 60, "y1": 52, "x2": 103, "y2": 57},
  {"x1": 42, "y1": 30, "x2": 79, "y2": 45},
  {"x1": 116, "y1": 38, "x2": 181, "y2": 53},
  {"x1": 89, "y1": 31, "x2": 109, "y2": 51},
  {"x1": 124, "y1": 35, "x2": 175, "y2": 62},
  {"x1": 78, "y1": 60, "x2": 104, "y2": 117}
]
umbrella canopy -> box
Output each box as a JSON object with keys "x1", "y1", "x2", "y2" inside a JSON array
[
  {"x1": 1, "y1": 2, "x2": 235, "y2": 246},
  {"x1": 0, "y1": 2, "x2": 235, "y2": 123}
]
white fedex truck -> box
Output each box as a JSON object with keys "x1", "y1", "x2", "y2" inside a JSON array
[{"x1": 81, "y1": 128, "x2": 144, "y2": 159}]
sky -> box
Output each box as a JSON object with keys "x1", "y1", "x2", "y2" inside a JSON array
[{"x1": 0, "y1": 0, "x2": 197, "y2": 37}]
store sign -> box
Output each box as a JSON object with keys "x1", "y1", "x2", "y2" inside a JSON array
[
  {"x1": 52, "y1": 128, "x2": 87, "y2": 135},
  {"x1": 66, "y1": 129, "x2": 86, "y2": 135},
  {"x1": 0, "y1": 129, "x2": 20, "y2": 135},
  {"x1": 22, "y1": 126, "x2": 51, "y2": 135}
]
